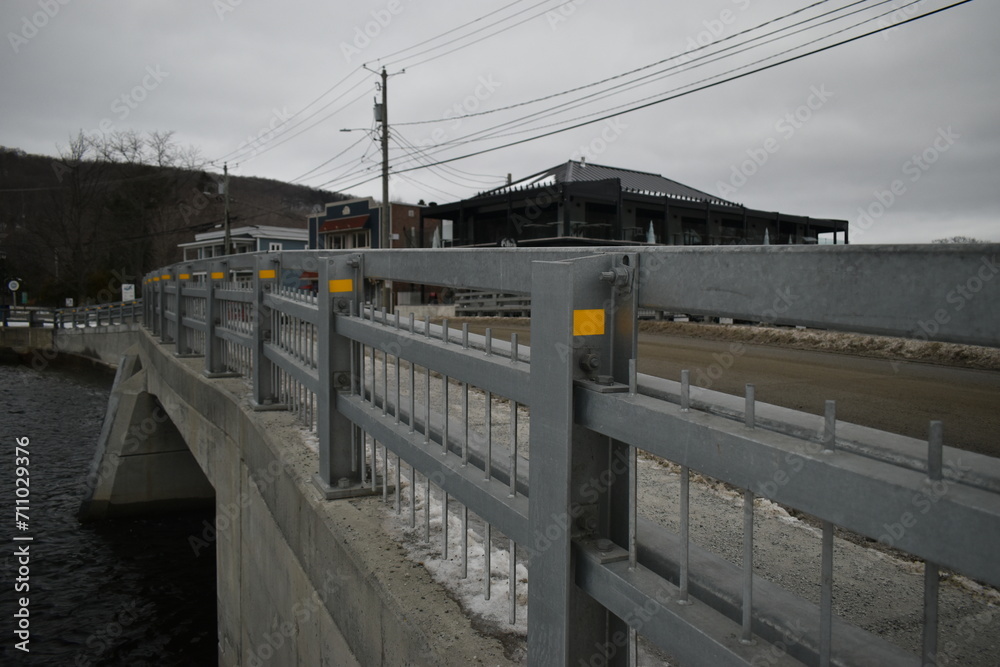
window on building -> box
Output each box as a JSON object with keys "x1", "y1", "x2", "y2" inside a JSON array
[{"x1": 268, "y1": 242, "x2": 282, "y2": 252}]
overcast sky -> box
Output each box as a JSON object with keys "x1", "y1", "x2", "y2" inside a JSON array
[{"x1": 2, "y1": 0, "x2": 997, "y2": 243}]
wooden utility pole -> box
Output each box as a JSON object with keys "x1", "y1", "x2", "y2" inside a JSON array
[
  {"x1": 223, "y1": 162, "x2": 231, "y2": 256},
  {"x1": 379, "y1": 67, "x2": 389, "y2": 252}
]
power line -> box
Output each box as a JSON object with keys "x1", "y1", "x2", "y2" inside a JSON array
[
  {"x1": 401, "y1": 0, "x2": 903, "y2": 155},
  {"x1": 392, "y1": 0, "x2": 843, "y2": 128},
  {"x1": 327, "y1": 0, "x2": 973, "y2": 194},
  {"x1": 211, "y1": 1, "x2": 561, "y2": 169}
]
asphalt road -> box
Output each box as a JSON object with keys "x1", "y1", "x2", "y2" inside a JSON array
[{"x1": 463, "y1": 322, "x2": 1000, "y2": 458}]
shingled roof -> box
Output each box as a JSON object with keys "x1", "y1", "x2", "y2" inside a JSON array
[{"x1": 481, "y1": 160, "x2": 735, "y2": 206}]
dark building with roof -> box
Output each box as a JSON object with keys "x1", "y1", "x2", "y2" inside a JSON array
[{"x1": 420, "y1": 160, "x2": 848, "y2": 247}]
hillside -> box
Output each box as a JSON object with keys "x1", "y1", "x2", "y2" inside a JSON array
[{"x1": 0, "y1": 142, "x2": 345, "y2": 306}]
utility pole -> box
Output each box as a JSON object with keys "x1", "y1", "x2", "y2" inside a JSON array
[
  {"x1": 223, "y1": 162, "x2": 231, "y2": 256},
  {"x1": 379, "y1": 67, "x2": 390, "y2": 253}
]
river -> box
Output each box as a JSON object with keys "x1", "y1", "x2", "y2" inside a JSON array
[{"x1": 0, "y1": 356, "x2": 216, "y2": 666}]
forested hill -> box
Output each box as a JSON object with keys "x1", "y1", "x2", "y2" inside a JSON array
[{"x1": 0, "y1": 141, "x2": 344, "y2": 306}]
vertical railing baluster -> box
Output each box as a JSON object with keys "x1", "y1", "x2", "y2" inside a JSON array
[
  {"x1": 484, "y1": 521, "x2": 492, "y2": 600},
  {"x1": 424, "y1": 363, "x2": 431, "y2": 445},
  {"x1": 509, "y1": 333, "x2": 519, "y2": 497},
  {"x1": 442, "y1": 491, "x2": 449, "y2": 559},
  {"x1": 681, "y1": 369, "x2": 690, "y2": 412},
  {"x1": 742, "y1": 489, "x2": 754, "y2": 644},
  {"x1": 509, "y1": 539, "x2": 516, "y2": 625},
  {"x1": 370, "y1": 436, "x2": 377, "y2": 492},
  {"x1": 461, "y1": 505, "x2": 469, "y2": 579},
  {"x1": 394, "y1": 312, "x2": 401, "y2": 425},
  {"x1": 409, "y1": 463, "x2": 416, "y2": 529},
  {"x1": 923, "y1": 420, "x2": 944, "y2": 666},
  {"x1": 824, "y1": 400, "x2": 837, "y2": 452},
  {"x1": 462, "y1": 324, "x2": 470, "y2": 466},
  {"x1": 394, "y1": 454, "x2": 401, "y2": 514},
  {"x1": 820, "y1": 520, "x2": 834, "y2": 667},
  {"x1": 424, "y1": 478, "x2": 431, "y2": 542},
  {"x1": 679, "y1": 464, "x2": 690, "y2": 605},
  {"x1": 382, "y1": 445, "x2": 388, "y2": 502}
]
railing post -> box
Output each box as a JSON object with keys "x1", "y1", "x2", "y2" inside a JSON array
[
  {"x1": 204, "y1": 262, "x2": 230, "y2": 377},
  {"x1": 174, "y1": 269, "x2": 186, "y2": 355},
  {"x1": 157, "y1": 273, "x2": 170, "y2": 343},
  {"x1": 314, "y1": 253, "x2": 373, "y2": 498},
  {"x1": 251, "y1": 254, "x2": 279, "y2": 407},
  {"x1": 528, "y1": 252, "x2": 635, "y2": 665}
]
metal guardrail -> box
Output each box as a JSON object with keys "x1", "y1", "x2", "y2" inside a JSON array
[
  {"x1": 0, "y1": 301, "x2": 142, "y2": 328},
  {"x1": 140, "y1": 246, "x2": 1000, "y2": 666}
]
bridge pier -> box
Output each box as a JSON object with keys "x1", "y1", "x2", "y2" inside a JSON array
[{"x1": 78, "y1": 347, "x2": 215, "y2": 521}]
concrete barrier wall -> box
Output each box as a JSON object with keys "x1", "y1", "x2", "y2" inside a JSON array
[{"x1": 0, "y1": 325, "x2": 139, "y2": 368}]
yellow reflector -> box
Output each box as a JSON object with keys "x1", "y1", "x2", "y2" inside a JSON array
[
  {"x1": 210, "y1": 272, "x2": 225, "y2": 280},
  {"x1": 152, "y1": 277, "x2": 160, "y2": 282},
  {"x1": 160, "y1": 274, "x2": 171, "y2": 280},
  {"x1": 573, "y1": 309, "x2": 605, "y2": 336},
  {"x1": 258, "y1": 269, "x2": 276, "y2": 279},
  {"x1": 328, "y1": 279, "x2": 353, "y2": 293},
  {"x1": 179, "y1": 273, "x2": 191, "y2": 280}
]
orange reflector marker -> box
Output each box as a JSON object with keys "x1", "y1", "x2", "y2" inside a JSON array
[
  {"x1": 161, "y1": 274, "x2": 171, "y2": 280},
  {"x1": 258, "y1": 269, "x2": 276, "y2": 279},
  {"x1": 179, "y1": 273, "x2": 191, "y2": 280},
  {"x1": 328, "y1": 279, "x2": 353, "y2": 293},
  {"x1": 152, "y1": 277, "x2": 160, "y2": 282},
  {"x1": 210, "y1": 272, "x2": 224, "y2": 280},
  {"x1": 573, "y1": 309, "x2": 605, "y2": 336}
]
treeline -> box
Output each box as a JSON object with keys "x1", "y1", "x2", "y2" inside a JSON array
[{"x1": 0, "y1": 131, "x2": 341, "y2": 306}]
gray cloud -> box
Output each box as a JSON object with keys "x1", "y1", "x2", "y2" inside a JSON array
[{"x1": 1, "y1": 0, "x2": 996, "y2": 243}]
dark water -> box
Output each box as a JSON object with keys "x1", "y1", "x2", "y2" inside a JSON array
[{"x1": 0, "y1": 357, "x2": 216, "y2": 666}]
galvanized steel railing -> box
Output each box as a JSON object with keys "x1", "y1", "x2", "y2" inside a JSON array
[
  {"x1": 0, "y1": 301, "x2": 142, "y2": 328},
  {"x1": 141, "y1": 246, "x2": 1000, "y2": 666}
]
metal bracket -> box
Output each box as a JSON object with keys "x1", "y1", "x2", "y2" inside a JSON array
[
  {"x1": 577, "y1": 536, "x2": 629, "y2": 564},
  {"x1": 575, "y1": 377, "x2": 629, "y2": 393}
]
